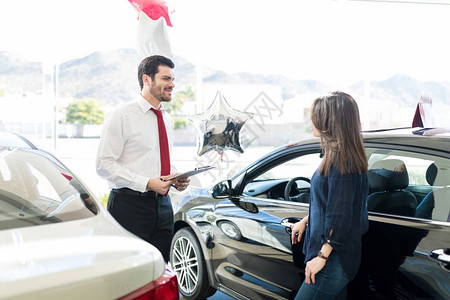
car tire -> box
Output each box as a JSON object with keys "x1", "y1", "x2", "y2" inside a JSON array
[{"x1": 170, "y1": 227, "x2": 216, "y2": 299}]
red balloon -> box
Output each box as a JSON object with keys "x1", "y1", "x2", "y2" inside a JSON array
[{"x1": 128, "y1": 0, "x2": 172, "y2": 27}]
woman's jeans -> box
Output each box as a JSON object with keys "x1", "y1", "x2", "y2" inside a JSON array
[{"x1": 294, "y1": 252, "x2": 349, "y2": 300}]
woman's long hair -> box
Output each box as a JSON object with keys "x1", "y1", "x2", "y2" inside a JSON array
[{"x1": 311, "y1": 91, "x2": 368, "y2": 176}]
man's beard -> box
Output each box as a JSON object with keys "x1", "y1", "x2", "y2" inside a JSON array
[{"x1": 151, "y1": 86, "x2": 172, "y2": 102}]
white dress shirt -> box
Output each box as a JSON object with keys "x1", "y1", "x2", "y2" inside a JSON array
[{"x1": 96, "y1": 95, "x2": 175, "y2": 192}]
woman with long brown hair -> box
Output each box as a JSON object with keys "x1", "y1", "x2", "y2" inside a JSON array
[{"x1": 291, "y1": 91, "x2": 369, "y2": 299}]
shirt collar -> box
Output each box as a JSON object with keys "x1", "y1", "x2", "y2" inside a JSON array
[{"x1": 137, "y1": 94, "x2": 164, "y2": 113}]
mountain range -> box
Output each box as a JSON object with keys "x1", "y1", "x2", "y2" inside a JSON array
[{"x1": 1, "y1": 49, "x2": 449, "y2": 107}]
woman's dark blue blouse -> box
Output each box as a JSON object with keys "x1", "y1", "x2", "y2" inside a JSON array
[{"x1": 303, "y1": 164, "x2": 369, "y2": 280}]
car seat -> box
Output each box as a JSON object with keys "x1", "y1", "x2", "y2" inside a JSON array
[
  {"x1": 416, "y1": 162, "x2": 450, "y2": 221},
  {"x1": 415, "y1": 163, "x2": 437, "y2": 219},
  {"x1": 367, "y1": 159, "x2": 417, "y2": 217}
]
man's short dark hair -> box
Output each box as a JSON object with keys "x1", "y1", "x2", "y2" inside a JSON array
[{"x1": 138, "y1": 55, "x2": 175, "y2": 90}]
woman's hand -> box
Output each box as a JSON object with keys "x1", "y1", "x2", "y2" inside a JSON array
[
  {"x1": 304, "y1": 257, "x2": 327, "y2": 284},
  {"x1": 291, "y1": 215, "x2": 308, "y2": 244}
]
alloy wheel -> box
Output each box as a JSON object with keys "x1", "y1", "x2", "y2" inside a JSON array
[{"x1": 171, "y1": 236, "x2": 199, "y2": 294}]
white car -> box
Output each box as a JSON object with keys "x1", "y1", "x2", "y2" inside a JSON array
[{"x1": 0, "y1": 132, "x2": 179, "y2": 300}]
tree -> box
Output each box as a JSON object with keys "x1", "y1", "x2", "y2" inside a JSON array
[
  {"x1": 176, "y1": 86, "x2": 195, "y2": 103},
  {"x1": 66, "y1": 98, "x2": 104, "y2": 125},
  {"x1": 164, "y1": 86, "x2": 196, "y2": 129}
]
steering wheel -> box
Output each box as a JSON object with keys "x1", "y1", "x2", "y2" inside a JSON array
[{"x1": 284, "y1": 176, "x2": 311, "y2": 202}]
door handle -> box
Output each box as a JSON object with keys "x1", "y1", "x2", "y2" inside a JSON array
[
  {"x1": 429, "y1": 248, "x2": 450, "y2": 266},
  {"x1": 281, "y1": 217, "x2": 301, "y2": 234}
]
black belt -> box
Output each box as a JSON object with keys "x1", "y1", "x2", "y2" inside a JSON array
[{"x1": 112, "y1": 188, "x2": 163, "y2": 199}]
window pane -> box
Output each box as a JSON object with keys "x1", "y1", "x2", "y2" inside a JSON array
[
  {"x1": 0, "y1": 148, "x2": 97, "y2": 230},
  {"x1": 366, "y1": 148, "x2": 449, "y2": 222},
  {"x1": 254, "y1": 153, "x2": 321, "y2": 181}
]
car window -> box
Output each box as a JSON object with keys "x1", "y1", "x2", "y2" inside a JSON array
[
  {"x1": 246, "y1": 147, "x2": 449, "y2": 222},
  {"x1": 29, "y1": 164, "x2": 61, "y2": 201},
  {"x1": 254, "y1": 153, "x2": 322, "y2": 181},
  {"x1": 366, "y1": 148, "x2": 450, "y2": 223},
  {"x1": 0, "y1": 148, "x2": 97, "y2": 230},
  {"x1": 243, "y1": 152, "x2": 321, "y2": 202}
]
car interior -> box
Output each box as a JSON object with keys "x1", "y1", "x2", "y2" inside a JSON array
[
  {"x1": 366, "y1": 159, "x2": 417, "y2": 217},
  {"x1": 241, "y1": 147, "x2": 449, "y2": 223},
  {"x1": 416, "y1": 161, "x2": 450, "y2": 222},
  {"x1": 366, "y1": 148, "x2": 450, "y2": 222},
  {"x1": 242, "y1": 152, "x2": 320, "y2": 202}
]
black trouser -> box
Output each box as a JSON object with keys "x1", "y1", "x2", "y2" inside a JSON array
[{"x1": 107, "y1": 188, "x2": 174, "y2": 262}]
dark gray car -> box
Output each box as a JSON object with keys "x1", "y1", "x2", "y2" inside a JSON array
[{"x1": 170, "y1": 128, "x2": 450, "y2": 300}]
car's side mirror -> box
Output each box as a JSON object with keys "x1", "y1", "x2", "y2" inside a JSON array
[
  {"x1": 210, "y1": 180, "x2": 232, "y2": 199},
  {"x1": 209, "y1": 180, "x2": 259, "y2": 214},
  {"x1": 230, "y1": 198, "x2": 259, "y2": 214}
]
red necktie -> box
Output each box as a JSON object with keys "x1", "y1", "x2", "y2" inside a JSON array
[{"x1": 151, "y1": 108, "x2": 171, "y2": 176}]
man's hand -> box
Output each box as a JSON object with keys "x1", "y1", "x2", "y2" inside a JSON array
[
  {"x1": 147, "y1": 175, "x2": 173, "y2": 195},
  {"x1": 173, "y1": 176, "x2": 190, "y2": 191}
]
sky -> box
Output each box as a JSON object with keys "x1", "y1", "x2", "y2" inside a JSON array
[{"x1": 1, "y1": 0, "x2": 450, "y2": 86}]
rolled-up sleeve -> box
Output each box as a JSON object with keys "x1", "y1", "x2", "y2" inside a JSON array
[
  {"x1": 304, "y1": 166, "x2": 368, "y2": 280},
  {"x1": 322, "y1": 172, "x2": 357, "y2": 250}
]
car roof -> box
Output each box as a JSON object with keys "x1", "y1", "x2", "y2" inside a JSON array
[
  {"x1": 0, "y1": 132, "x2": 36, "y2": 149},
  {"x1": 362, "y1": 127, "x2": 450, "y2": 152},
  {"x1": 363, "y1": 126, "x2": 450, "y2": 136},
  {"x1": 0, "y1": 132, "x2": 70, "y2": 170},
  {"x1": 275, "y1": 127, "x2": 450, "y2": 155}
]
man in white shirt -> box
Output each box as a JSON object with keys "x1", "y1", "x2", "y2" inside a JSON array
[{"x1": 96, "y1": 55, "x2": 189, "y2": 262}]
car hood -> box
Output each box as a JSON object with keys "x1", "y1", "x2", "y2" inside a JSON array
[
  {"x1": 175, "y1": 188, "x2": 213, "y2": 212},
  {"x1": 0, "y1": 214, "x2": 165, "y2": 300}
]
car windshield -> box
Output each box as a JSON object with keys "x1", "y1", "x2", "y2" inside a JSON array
[{"x1": 0, "y1": 147, "x2": 97, "y2": 230}]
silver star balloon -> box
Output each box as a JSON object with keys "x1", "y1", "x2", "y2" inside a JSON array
[{"x1": 188, "y1": 91, "x2": 253, "y2": 158}]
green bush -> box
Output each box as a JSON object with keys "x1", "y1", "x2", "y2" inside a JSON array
[
  {"x1": 99, "y1": 193, "x2": 109, "y2": 208},
  {"x1": 66, "y1": 98, "x2": 104, "y2": 124}
]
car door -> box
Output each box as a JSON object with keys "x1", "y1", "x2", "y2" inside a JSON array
[
  {"x1": 211, "y1": 144, "x2": 321, "y2": 300},
  {"x1": 349, "y1": 144, "x2": 450, "y2": 300}
]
